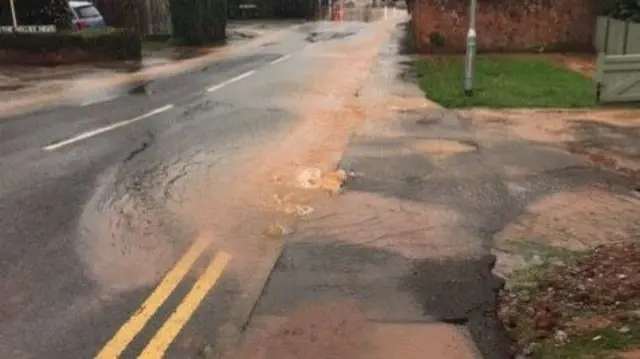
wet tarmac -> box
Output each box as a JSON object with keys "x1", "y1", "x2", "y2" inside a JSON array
[{"x1": 0, "y1": 20, "x2": 395, "y2": 359}]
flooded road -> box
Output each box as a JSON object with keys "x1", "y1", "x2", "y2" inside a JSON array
[{"x1": 0, "y1": 20, "x2": 392, "y2": 359}]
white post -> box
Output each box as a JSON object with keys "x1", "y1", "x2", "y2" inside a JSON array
[
  {"x1": 9, "y1": 0, "x2": 18, "y2": 31},
  {"x1": 463, "y1": 0, "x2": 477, "y2": 96}
]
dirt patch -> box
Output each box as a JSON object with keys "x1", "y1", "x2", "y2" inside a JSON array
[
  {"x1": 231, "y1": 302, "x2": 479, "y2": 359},
  {"x1": 492, "y1": 185, "x2": 640, "y2": 294},
  {"x1": 622, "y1": 349, "x2": 640, "y2": 359},
  {"x1": 467, "y1": 105, "x2": 640, "y2": 358},
  {"x1": 462, "y1": 108, "x2": 640, "y2": 182},
  {"x1": 498, "y1": 242, "x2": 640, "y2": 358},
  {"x1": 230, "y1": 301, "x2": 371, "y2": 359},
  {"x1": 550, "y1": 53, "x2": 596, "y2": 78},
  {"x1": 495, "y1": 186, "x2": 640, "y2": 254},
  {"x1": 409, "y1": 139, "x2": 476, "y2": 158},
  {"x1": 463, "y1": 109, "x2": 640, "y2": 143},
  {"x1": 369, "y1": 323, "x2": 478, "y2": 359}
]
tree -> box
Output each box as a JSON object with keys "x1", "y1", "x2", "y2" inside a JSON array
[
  {"x1": 0, "y1": 0, "x2": 72, "y2": 28},
  {"x1": 227, "y1": 0, "x2": 315, "y2": 19},
  {"x1": 169, "y1": 0, "x2": 227, "y2": 45},
  {"x1": 603, "y1": 0, "x2": 640, "y2": 21}
]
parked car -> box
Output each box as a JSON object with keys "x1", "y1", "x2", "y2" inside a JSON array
[{"x1": 69, "y1": 1, "x2": 106, "y2": 30}]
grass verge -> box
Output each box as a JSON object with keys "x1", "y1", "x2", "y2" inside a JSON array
[
  {"x1": 413, "y1": 56, "x2": 596, "y2": 108},
  {"x1": 533, "y1": 324, "x2": 640, "y2": 359},
  {"x1": 499, "y1": 242, "x2": 640, "y2": 358}
]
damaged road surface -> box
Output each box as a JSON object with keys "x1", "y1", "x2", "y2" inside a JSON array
[
  {"x1": 0, "y1": 20, "x2": 397, "y2": 359},
  {"x1": 0, "y1": 13, "x2": 554, "y2": 359}
]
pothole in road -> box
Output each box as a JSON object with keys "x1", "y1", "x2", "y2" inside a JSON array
[
  {"x1": 400, "y1": 254, "x2": 512, "y2": 358},
  {"x1": 128, "y1": 81, "x2": 153, "y2": 95},
  {"x1": 409, "y1": 139, "x2": 477, "y2": 159}
]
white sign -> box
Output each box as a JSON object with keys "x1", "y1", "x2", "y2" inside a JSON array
[{"x1": 0, "y1": 25, "x2": 57, "y2": 33}]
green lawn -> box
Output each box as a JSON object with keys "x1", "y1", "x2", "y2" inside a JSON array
[
  {"x1": 532, "y1": 324, "x2": 640, "y2": 359},
  {"x1": 414, "y1": 56, "x2": 596, "y2": 108}
]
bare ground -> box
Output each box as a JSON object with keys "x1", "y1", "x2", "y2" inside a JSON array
[{"x1": 464, "y1": 108, "x2": 640, "y2": 357}]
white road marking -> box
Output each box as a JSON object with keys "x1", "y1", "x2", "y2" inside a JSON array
[
  {"x1": 270, "y1": 54, "x2": 291, "y2": 65},
  {"x1": 207, "y1": 70, "x2": 256, "y2": 92},
  {"x1": 43, "y1": 104, "x2": 174, "y2": 151}
]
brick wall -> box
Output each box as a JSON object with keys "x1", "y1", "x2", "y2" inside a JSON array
[{"x1": 412, "y1": 0, "x2": 602, "y2": 53}]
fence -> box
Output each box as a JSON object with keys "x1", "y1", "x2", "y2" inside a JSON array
[
  {"x1": 594, "y1": 16, "x2": 640, "y2": 55},
  {"x1": 593, "y1": 16, "x2": 640, "y2": 103}
]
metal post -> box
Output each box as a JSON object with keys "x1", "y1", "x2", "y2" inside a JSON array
[
  {"x1": 623, "y1": 21, "x2": 630, "y2": 55},
  {"x1": 9, "y1": 0, "x2": 18, "y2": 31},
  {"x1": 463, "y1": 0, "x2": 477, "y2": 96}
]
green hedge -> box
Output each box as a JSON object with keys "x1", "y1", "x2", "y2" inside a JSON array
[
  {"x1": 603, "y1": 0, "x2": 640, "y2": 21},
  {"x1": 228, "y1": 0, "x2": 315, "y2": 19},
  {"x1": 0, "y1": 28, "x2": 142, "y2": 61},
  {"x1": 0, "y1": 0, "x2": 72, "y2": 29},
  {"x1": 170, "y1": 0, "x2": 227, "y2": 45}
]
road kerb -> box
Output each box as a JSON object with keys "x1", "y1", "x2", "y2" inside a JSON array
[
  {"x1": 214, "y1": 239, "x2": 285, "y2": 357},
  {"x1": 139, "y1": 251, "x2": 231, "y2": 358}
]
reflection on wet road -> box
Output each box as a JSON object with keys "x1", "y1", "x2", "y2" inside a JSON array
[{"x1": 0, "y1": 20, "x2": 381, "y2": 359}]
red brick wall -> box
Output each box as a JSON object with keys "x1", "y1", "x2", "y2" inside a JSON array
[{"x1": 412, "y1": 0, "x2": 602, "y2": 53}]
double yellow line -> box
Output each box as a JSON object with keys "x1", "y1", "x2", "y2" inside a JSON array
[{"x1": 96, "y1": 237, "x2": 231, "y2": 359}]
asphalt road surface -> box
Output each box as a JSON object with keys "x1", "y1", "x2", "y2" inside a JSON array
[{"x1": 0, "y1": 21, "x2": 381, "y2": 359}]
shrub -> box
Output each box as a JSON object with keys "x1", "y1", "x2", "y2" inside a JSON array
[
  {"x1": 0, "y1": 27, "x2": 142, "y2": 61},
  {"x1": 169, "y1": 0, "x2": 226, "y2": 45},
  {"x1": 603, "y1": 0, "x2": 640, "y2": 21},
  {"x1": 429, "y1": 31, "x2": 446, "y2": 48},
  {"x1": 0, "y1": 0, "x2": 72, "y2": 29},
  {"x1": 93, "y1": 0, "x2": 147, "y2": 33}
]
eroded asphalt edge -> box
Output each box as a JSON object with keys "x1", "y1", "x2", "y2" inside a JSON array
[
  {"x1": 227, "y1": 20, "x2": 514, "y2": 358},
  {"x1": 0, "y1": 22, "x2": 361, "y2": 359},
  {"x1": 201, "y1": 18, "x2": 414, "y2": 359}
]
